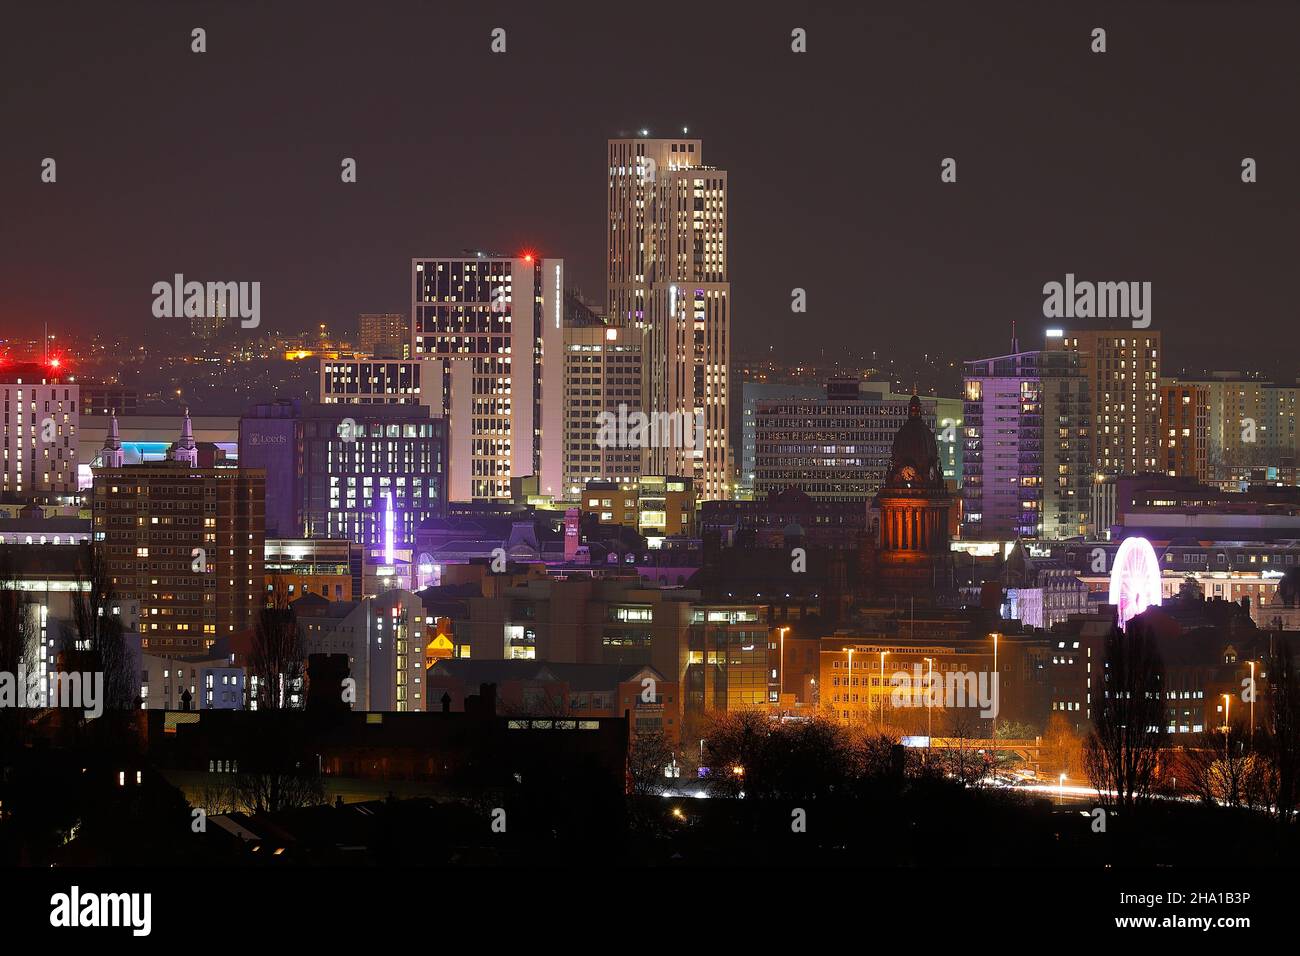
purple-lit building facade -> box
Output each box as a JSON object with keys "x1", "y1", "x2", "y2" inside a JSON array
[
  {"x1": 962, "y1": 349, "x2": 1092, "y2": 541},
  {"x1": 239, "y1": 400, "x2": 446, "y2": 549}
]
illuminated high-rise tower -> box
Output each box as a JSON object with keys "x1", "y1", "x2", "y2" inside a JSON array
[
  {"x1": 607, "y1": 134, "x2": 731, "y2": 500},
  {"x1": 411, "y1": 255, "x2": 565, "y2": 502},
  {"x1": 0, "y1": 362, "x2": 79, "y2": 502},
  {"x1": 1044, "y1": 328, "x2": 1161, "y2": 476}
]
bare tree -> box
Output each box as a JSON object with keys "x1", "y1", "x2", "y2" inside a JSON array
[
  {"x1": 248, "y1": 587, "x2": 304, "y2": 711},
  {"x1": 233, "y1": 765, "x2": 325, "y2": 815},
  {"x1": 0, "y1": 561, "x2": 39, "y2": 752},
  {"x1": 1041, "y1": 711, "x2": 1084, "y2": 781},
  {"x1": 1084, "y1": 620, "x2": 1165, "y2": 809},
  {"x1": 699, "y1": 709, "x2": 770, "y2": 798},
  {"x1": 1262, "y1": 641, "x2": 1300, "y2": 824},
  {"x1": 70, "y1": 546, "x2": 136, "y2": 713},
  {"x1": 938, "y1": 710, "x2": 992, "y2": 788},
  {"x1": 194, "y1": 776, "x2": 240, "y2": 816},
  {"x1": 845, "y1": 722, "x2": 902, "y2": 781},
  {"x1": 628, "y1": 730, "x2": 675, "y2": 796},
  {"x1": 1176, "y1": 725, "x2": 1270, "y2": 809}
]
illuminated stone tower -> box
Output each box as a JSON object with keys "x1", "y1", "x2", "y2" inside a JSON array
[{"x1": 874, "y1": 396, "x2": 954, "y2": 596}]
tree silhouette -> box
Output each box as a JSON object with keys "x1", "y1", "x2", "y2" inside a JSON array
[{"x1": 1084, "y1": 619, "x2": 1165, "y2": 809}]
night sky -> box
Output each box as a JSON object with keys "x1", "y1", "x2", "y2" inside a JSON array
[{"x1": 3, "y1": 0, "x2": 1297, "y2": 373}]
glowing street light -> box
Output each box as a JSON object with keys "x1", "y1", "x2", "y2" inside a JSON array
[
  {"x1": 991, "y1": 632, "x2": 1000, "y2": 735},
  {"x1": 846, "y1": 648, "x2": 854, "y2": 721},
  {"x1": 879, "y1": 650, "x2": 887, "y2": 727},
  {"x1": 777, "y1": 626, "x2": 790, "y2": 703},
  {"x1": 1222, "y1": 693, "x2": 1232, "y2": 760},
  {"x1": 923, "y1": 656, "x2": 934, "y2": 752},
  {"x1": 1248, "y1": 661, "x2": 1256, "y2": 739}
]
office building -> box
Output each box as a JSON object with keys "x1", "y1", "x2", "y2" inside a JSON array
[
  {"x1": 740, "y1": 382, "x2": 823, "y2": 493},
  {"x1": 319, "y1": 355, "x2": 444, "y2": 412},
  {"x1": 563, "y1": 324, "x2": 643, "y2": 495},
  {"x1": 239, "y1": 400, "x2": 447, "y2": 549},
  {"x1": 753, "y1": 381, "x2": 931, "y2": 502},
  {"x1": 412, "y1": 255, "x2": 565, "y2": 501},
  {"x1": 635, "y1": 475, "x2": 695, "y2": 540},
  {"x1": 264, "y1": 537, "x2": 361, "y2": 602},
  {"x1": 1, "y1": 363, "x2": 79, "y2": 503}
]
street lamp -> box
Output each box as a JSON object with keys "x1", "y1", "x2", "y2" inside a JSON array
[
  {"x1": 777, "y1": 626, "x2": 790, "y2": 705},
  {"x1": 923, "y1": 656, "x2": 934, "y2": 756},
  {"x1": 879, "y1": 650, "x2": 887, "y2": 727},
  {"x1": 846, "y1": 648, "x2": 854, "y2": 722},
  {"x1": 1248, "y1": 661, "x2": 1256, "y2": 740},
  {"x1": 991, "y1": 632, "x2": 1000, "y2": 737},
  {"x1": 1222, "y1": 693, "x2": 1232, "y2": 760},
  {"x1": 1058, "y1": 772, "x2": 1066, "y2": 806}
]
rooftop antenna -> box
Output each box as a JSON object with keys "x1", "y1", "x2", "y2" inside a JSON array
[{"x1": 1011, "y1": 319, "x2": 1019, "y2": 354}]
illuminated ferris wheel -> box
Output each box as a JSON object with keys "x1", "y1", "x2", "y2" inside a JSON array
[{"x1": 1108, "y1": 536, "x2": 1163, "y2": 630}]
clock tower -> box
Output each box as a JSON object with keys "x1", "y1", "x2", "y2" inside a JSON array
[{"x1": 873, "y1": 395, "x2": 954, "y2": 595}]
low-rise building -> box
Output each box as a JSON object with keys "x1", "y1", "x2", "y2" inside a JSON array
[{"x1": 424, "y1": 659, "x2": 680, "y2": 744}]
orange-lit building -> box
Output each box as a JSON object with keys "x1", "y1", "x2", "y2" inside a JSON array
[
  {"x1": 265, "y1": 537, "x2": 359, "y2": 602},
  {"x1": 423, "y1": 616, "x2": 456, "y2": 667},
  {"x1": 94, "y1": 459, "x2": 265, "y2": 655},
  {"x1": 1159, "y1": 381, "x2": 1209, "y2": 481}
]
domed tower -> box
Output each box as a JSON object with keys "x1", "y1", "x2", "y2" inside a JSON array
[{"x1": 873, "y1": 395, "x2": 953, "y2": 596}]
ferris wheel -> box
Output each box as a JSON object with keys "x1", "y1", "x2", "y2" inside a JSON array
[{"x1": 1108, "y1": 536, "x2": 1163, "y2": 629}]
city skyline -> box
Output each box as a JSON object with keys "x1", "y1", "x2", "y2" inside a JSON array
[
  {"x1": 4, "y1": 1, "x2": 1299, "y2": 376},
  {"x1": 2, "y1": 0, "x2": 1295, "y2": 930}
]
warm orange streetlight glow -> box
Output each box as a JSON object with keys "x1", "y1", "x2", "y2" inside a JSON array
[
  {"x1": 777, "y1": 626, "x2": 790, "y2": 704},
  {"x1": 923, "y1": 656, "x2": 934, "y2": 747},
  {"x1": 879, "y1": 650, "x2": 887, "y2": 726},
  {"x1": 1248, "y1": 661, "x2": 1256, "y2": 739},
  {"x1": 846, "y1": 648, "x2": 854, "y2": 721}
]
